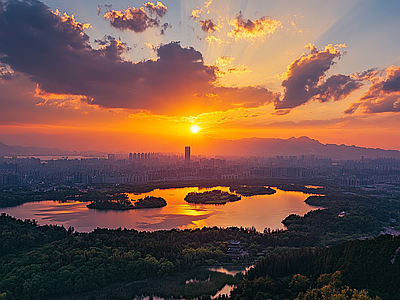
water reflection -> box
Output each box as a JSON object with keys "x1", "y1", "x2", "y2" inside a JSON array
[
  {"x1": 212, "y1": 284, "x2": 235, "y2": 299},
  {"x1": 1, "y1": 186, "x2": 320, "y2": 232},
  {"x1": 207, "y1": 264, "x2": 252, "y2": 276}
]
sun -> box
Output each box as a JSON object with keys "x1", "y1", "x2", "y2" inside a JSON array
[{"x1": 190, "y1": 125, "x2": 201, "y2": 134}]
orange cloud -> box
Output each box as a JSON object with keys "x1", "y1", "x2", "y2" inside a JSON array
[
  {"x1": 143, "y1": 2, "x2": 168, "y2": 17},
  {"x1": 200, "y1": 19, "x2": 219, "y2": 33},
  {"x1": 228, "y1": 12, "x2": 282, "y2": 41},
  {"x1": 53, "y1": 9, "x2": 90, "y2": 32},
  {"x1": 103, "y1": 2, "x2": 167, "y2": 33},
  {"x1": 345, "y1": 65, "x2": 400, "y2": 114},
  {"x1": 191, "y1": 8, "x2": 201, "y2": 19},
  {"x1": 213, "y1": 56, "x2": 250, "y2": 78}
]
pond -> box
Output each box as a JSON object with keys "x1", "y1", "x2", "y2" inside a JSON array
[{"x1": 1, "y1": 186, "x2": 320, "y2": 232}]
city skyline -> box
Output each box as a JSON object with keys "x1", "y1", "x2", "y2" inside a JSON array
[{"x1": 1, "y1": 0, "x2": 400, "y2": 153}]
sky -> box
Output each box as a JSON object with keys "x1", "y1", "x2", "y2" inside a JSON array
[{"x1": 1, "y1": 0, "x2": 400, "y2": 153}]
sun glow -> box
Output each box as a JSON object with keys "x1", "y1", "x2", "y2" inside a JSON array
[{"x1": 190, "y1": 125, "x2": 201, "y2": 134}]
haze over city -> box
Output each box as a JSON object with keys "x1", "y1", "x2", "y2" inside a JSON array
[{"x1": 1, "y1": 0, "x2": 400, "y2": 154}]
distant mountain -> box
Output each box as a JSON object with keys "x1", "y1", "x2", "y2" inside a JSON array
[
  {"x1": 1, "y1": 138, "x2": 400, "y2": 160},
  {"x1": 196, "y1": 136, "x2": 400, "y2": 159},
  {"x1": 0, "y1": 142, "x2": 104, "y2": 157},
  {"x1": 0, "y1": 142, "x2": 16, "y2": 154}
]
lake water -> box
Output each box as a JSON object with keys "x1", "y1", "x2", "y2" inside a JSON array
[{"x1": 0, "y1": 186, "x2": 320, "y2": 232}]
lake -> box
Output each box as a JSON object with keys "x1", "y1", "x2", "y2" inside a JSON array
[{"x1": 0, "y1": 186, "x2": 320, "y2": 232}]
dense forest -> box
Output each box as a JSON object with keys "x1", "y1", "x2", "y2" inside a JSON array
[
  {"x1": 1, "y1": 180, "x2": 400, "y2": 299},
  {"x1": 0, "y1": 211, "x2": 399, "y2": 299},
  {"x1": 228, "y1": 234, "x2": 400, "y2": 300}
]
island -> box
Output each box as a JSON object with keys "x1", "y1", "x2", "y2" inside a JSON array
[
  {"x1": 229, "y1": 185, "x2": 276, "y2": 196},
  {"x1": 184, "y1": 190, "x2": 241, "y2": 204},
  {"x1": 87, "y1": 196, "x2": 167, "y2": 210},
  {"x1": 133, "y1": 196, "x2": 167, "y2": 208}
]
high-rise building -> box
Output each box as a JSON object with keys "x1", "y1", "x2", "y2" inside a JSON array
[{"x1": 185, "y1": 146, "x2": 190, "y2": 163}]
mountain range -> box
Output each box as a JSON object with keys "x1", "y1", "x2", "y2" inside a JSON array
[
  {"x1": 1, "y1": 137, "x2": 400, "y2": 160},
  {"x1": 196, "y1": 136, "x2": 400, "y2": 159}
]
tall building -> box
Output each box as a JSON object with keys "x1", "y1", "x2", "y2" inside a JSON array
[{"x1": 185, "y1": 146, "x2": 190, "y2": 163}]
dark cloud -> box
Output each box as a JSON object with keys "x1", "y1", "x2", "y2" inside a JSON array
[
  {"x1": 94, "y1": 36, "x2": 129, "y2": 61},
  {"x1": 345, "y1": 65, "x2": 400, "y2": 114},
  {"x1": 103, "y1": 2, "x2": 167, "y2": 33},
  {"x1": 314, "y1": 74, "x2": 363, "y2": 102},
  {"x1": 160, "y1": 22, "x2": 171, "y2": 35},
  {"x1": 275, "y1": 45, "x2": 363, "y2": 110},
  {"x1": 200, "y1": 19, "x2": 218, "y2": 33},
  {"x1": 0, "y1": 0, "x2": 276, "y2": 114}
]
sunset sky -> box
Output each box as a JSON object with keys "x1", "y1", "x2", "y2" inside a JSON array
[{"x1": 1, "y1": 0, "x2": 400, "y2": 153}]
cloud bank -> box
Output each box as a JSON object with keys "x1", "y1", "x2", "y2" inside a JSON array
[
  {"x1": 275, "y1": 44, "x2": 363, "y2": 110},
  {"x1": 0, "y1": 0, "x2": 276, "y2": 114},
  {"x1": 345, "y1": 65, "x2": 400, "y2": 114}
]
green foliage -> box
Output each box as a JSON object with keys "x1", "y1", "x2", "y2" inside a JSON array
[
  {"x1": 295, "y1": 272, "x2": 380, "y2": 300},
  {"x1": 0, "y1": 213, "x2": 70, "y2": 256},
  {"x1": 229, "y1": 186, "x2": 276, "y2": 196},
  {"x1": 246, "y1": 235, "x2": 400, "y2": 299},
  {"x1": 134, "y1": 196, "x2": 167, "y2": 208},
  {"x1": 185, "y1": 190, "x2": 241, "y2": 204}
]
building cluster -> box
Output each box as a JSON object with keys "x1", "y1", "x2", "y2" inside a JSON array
[{"x1": 1, "y1": 148, "x2": 400, "y2": 188}]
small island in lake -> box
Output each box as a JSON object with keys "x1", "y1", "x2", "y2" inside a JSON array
[
  {"x1": 184, "y1": 190, "x2": 241, "y2": 204},
  {"x1": 87, "y1": 196, "x2": 167, "y2": 210},
  {"x1": 229, "y1": 186, "x2": 276, "y2": 196},
  {"x1": 134, "y1": 196, "x2": 167, "y2": 208}
]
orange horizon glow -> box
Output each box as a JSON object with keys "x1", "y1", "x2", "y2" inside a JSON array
[{"x1": 1, "y1": 1, "x2": 400, "y2": 154}]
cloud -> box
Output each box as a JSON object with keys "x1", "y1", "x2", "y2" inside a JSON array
[
  {"x1": 143, "y1": 1, "x2": 167, "y2": 18},
  {"x1": 97, "y1": 4, "x2": 113, "y2": 16},
  {"x1": 275, "y1": 44, "x2": 363, "y2": 110},
  {"x1": 0, "y1": 63, "x2": 14, "y2": 80},
  {"x1": 0, "y1": 1, "x2": 276, "y2": 115},
  {"x1": 345, "y1": 65, "x2": 400, "y2": 114},
  {"x1": 103, "y1": 1, "x2": 167, "y2": 33},
  {"x1": 199, "y1": 19, "x2": 222, "y2": 45},
  {"x1": 191, "y1": 8, "x2": 201, "y2": 19},
  {"x1": 160, "y1": 22, "x2": 172, "y2": 35},
  {"x1": 213, "y1": 56, "x2": 250, "y2": 77},
  {"x1": 200, "y1": 19, "x2": 218, "y2": 33},
  {"x1": 228, "y1": 12, "x2": 282, "y2": 41}
]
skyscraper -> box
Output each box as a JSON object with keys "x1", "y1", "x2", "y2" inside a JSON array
[{"x1": 185, "y1": 146, "x2": 190, "y2": 163}]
